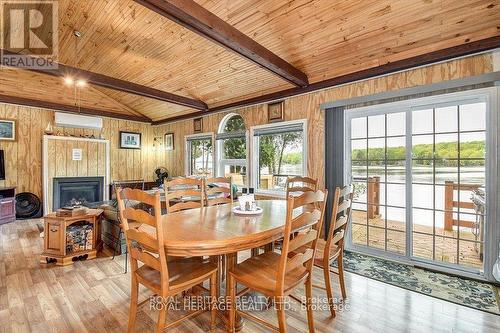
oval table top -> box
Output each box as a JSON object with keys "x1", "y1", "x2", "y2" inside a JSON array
[{"x1": 151, "y1": 200, "x2": 288, "y2": 256}]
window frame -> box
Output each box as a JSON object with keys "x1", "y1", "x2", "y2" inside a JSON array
[
  {"x1": 343, "y1": 86, "x2": 499, "y2": 282},
  {"x1": 215, "y1": 113, "x2": 249, "y2": 188},
  {"x1": 184, "y1": 132, "x2": 215, "y2": 177},
  {"x1": 250, "y1": 119, "x2": 308, "y2": 197}
]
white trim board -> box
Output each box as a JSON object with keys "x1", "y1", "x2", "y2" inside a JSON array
[{"x1": 42, "y1": 135, "x2": 110, "y2": 214}]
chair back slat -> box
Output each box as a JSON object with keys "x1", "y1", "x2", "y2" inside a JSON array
[
  {"x1": 334, "y1": 216, "x2": 348, "y2": 230},
  {"x1": 129, "y1": 247, "x2": 161, "y2": 271},
  {"x1": 168, "y1": 201, "x2": 203, "y2": 212},
  {"x1": 276, "y1": 189, "x2": 327, "y2": 293},
  {"x1": 206, "y1": 177, "x2": 232, "y2": 206},
  {"x1": 112, "y1": 180, "x2": 145, "y2": 199},
  {"x1": 325, "y1": 185, "x2": 353, "y2": 255},
  {"x1": 164, "y1": 178, "x2": 205, "y2": 213},
  {"x1": 286, "y1": 248, "x2": 314, "y2": 273},
  {"x1": 122, "y1": 207, "x2": 157, "y2": 227},
  {"x1": 285, "y1": 176, "x2": 318, "y2": 197},
  {"x1": 117, "y1": 188, "x2": 169, "y2": 292},
  {"x1": 125, "y1": 228, "x2": 159, "y2": 251},
  {"x1": 337, "y1": 199, "x2": 352, "y2": 215},
  {"x1": 331, "y1": 229, "x2": 345, "y2": 245},
  {"x1": 291, "y1": 210, "x2": 322, "y2": 232},
  {"x1": 288, "y1": 229, "x2": 318, "y2": 253}
]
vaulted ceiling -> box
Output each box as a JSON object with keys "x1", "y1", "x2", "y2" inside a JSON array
[{"x1": 1, "y1": 0, "x2": 500, "y2": 123}]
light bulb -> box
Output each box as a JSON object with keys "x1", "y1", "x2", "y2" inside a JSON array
[
  {"x1": 64, "y1": 77, "x2": 74, "y2": 85},
  {"x1": 76, "y1": 80, "x2": 87, "y2": 87}
]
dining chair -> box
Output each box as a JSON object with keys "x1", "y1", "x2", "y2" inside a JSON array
[
  {"x1": 308, "y1": 184, "x2": 353, "y2": 317},
  {"x1": 285, "y1": 176, "x2": 318, "y2": 197},
  {"x1": 228, "y1": 189, "x2": 327, "y2": 333},
  {"x1": 116, "y1": 188, "x2": 218, "y2": 333},
  {"x1": 110, "y1": 179, "x2": 145, "y2": 273},
  {"x1": 164, "y1": 177, "x2": 205, "y2": 213},
  {"x1": 205, "y1": 177, "x2": 233, "y2": 206}
]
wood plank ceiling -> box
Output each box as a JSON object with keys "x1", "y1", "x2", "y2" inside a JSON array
[{"x1": 1, "y1": 0, "x2": 500, "y2": 122}]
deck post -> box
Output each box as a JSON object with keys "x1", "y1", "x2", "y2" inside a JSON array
[
  {"x1": 374, "y1": 176, "x2": 380, "y2": 216},
  {"x1": 444, "y1": 181, "x2": 454, "y2": 231},
  {"x1": 367, "y1": 176, "x2": 380, "y2": 219}
]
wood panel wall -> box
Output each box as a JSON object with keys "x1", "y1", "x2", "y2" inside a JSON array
[
  {"x1": 45, "y1": 137, "x2": 107, "y2": 213},
  {"x1": 153, "y1": 54, "x2": 494, "y2": 188},
  {"x1": 0, "y1": 53, "x2": 494, "y2": 208},
  {"x1": 0, "y1": 105, "x2": 157, "y2": 205}
]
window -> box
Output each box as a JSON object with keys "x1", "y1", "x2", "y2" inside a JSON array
[
  {"x1": 345, "y1": 87, "x2": 497, "y2": 276},
  {"x1": 252, "y1": 120, "x2": 307, "y2": 193},
  {"x1": 216, "y1": 114, "x2": 247, "y2": 186},
  {"x1": 185, "y1": 134, "x2": 213, "y2": 177}
]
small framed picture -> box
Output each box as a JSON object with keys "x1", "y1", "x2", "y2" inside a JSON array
[
  {"x1": 164, "y1": 132, "x2": 174, "y2": 151},
  {"x1": 119, "y1": 131, "x2": 141, "y2": 149},
  {"x1": 0, "y1": 119, "x2": 16, "y2": 141},
  {"x1": 193, "y1": 117, "x2": 203, "y2": 133},
  {"x1": 268, "y1": 101, "x2": 284, "y2": 122}
]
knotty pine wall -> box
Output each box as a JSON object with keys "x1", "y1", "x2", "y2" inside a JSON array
[
  {"x1": 153, "y1": 54, "x2": 494, "y2": 188},
  {"x1": 0, "y1": 54, "x2": 493, "y2": 204},
  {"x1": 0, "y1": 105, "x2": 160, "y2": 201}
]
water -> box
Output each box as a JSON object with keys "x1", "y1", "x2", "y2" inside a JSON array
[{"x1": 352, "y1": 166, "x2": 484, "y2": 227}]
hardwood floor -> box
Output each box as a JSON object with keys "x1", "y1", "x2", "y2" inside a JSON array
[{"x1": 1, "y1": 219, "x2": 499, "y2": 333}]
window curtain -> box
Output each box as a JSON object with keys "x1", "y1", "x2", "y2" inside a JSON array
[{"x1": 324, "y1": 106, "x2": 345, "y2": 239}]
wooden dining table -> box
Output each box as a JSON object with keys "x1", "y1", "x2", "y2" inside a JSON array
[{"x1": 141, "y1": 199, "x2": 288, "y2": 331}]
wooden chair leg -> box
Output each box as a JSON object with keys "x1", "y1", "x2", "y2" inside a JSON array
[
  {"x1": 276, "y1": 298, "x2": 287, "y2": 333},
  {"x1": 337, "y1": 254, "x2": 347, "y2": 299},
  {"x1": 323, "y1": 262, "x2": 336, "y2": 317},
  {"x1": 128, "y1": 276, "x2": 139, "y2": 333},
  {"x1": 155, "y1": 305, "x2": 167, "y2": 333},
  {"x1": 228, "y1": 275, "x2": 236, "y2": 333},
  {"x1": 210, "y1": 272, "x2": 217, "y2": 331},
  {"x1": 305, "y1": 277, "x2": 315, "y2": 333}
]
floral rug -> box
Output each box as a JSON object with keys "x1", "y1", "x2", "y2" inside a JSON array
[{"x1": 334, "y1": 251, "x2": 500, "y2": 315}]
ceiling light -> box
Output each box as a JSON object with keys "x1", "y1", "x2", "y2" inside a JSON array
[
  {"x1": 64, "y1": 77, "x2": 74, "y2": 85},
  {"x1": 76, "y1": 80, "x2": 86, "y2": 87}
]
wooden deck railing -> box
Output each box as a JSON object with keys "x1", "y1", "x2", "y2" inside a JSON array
[{"x1": 444, "y1": 181, "x2": 480, "y2": 231}]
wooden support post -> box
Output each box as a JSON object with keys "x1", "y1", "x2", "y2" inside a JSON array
[
  {"x1": 367, "y1": 177, "x2": 374, "y2": 219},
  {"x1": 374, "y1": 176, "x2": 380, "y2": 216},
  {"x1": 444, "y1": 181, "x2": 454, "y2": 231},
  {"x1": 367, "y1": 177, "x2": 380, "y2": 219}
]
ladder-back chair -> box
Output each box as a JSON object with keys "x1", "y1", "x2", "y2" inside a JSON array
[
  {"x1": 164, "y1": 178, "x2": 205, "y2": 213},
  {"x1": 205, "y1": 177, "x2": 233, "y2": 206},
  {"x1": 309, "y1": 185, "x2": 353, "y2": 317},
  {"x1": 116, "y1": 188, "x2": 218, "y2": 333},
  {"x1": 228, "y1": 190, "x2": 327, "y2": 333}
]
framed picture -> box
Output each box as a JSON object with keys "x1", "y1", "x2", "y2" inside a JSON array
[
  {"x1": 193, "y1": 117, "x2": 203, "y2": 133},
  {"x1": 268, "y1": 101, "x2": 284, "y2": 122},
  {"x1": 0, "y1": 119, "x2": 16, "y2": 141},
  {"x1": 119, "y1": 131, "x2": 141, "y2": 149},
  {"x1": 164, "y1": 132, "x2": 174, "y2": 151}
]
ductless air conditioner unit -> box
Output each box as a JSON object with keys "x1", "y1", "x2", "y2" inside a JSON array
[{"x1": 54, "y1": 112, "x2": 103, "y2": 130}]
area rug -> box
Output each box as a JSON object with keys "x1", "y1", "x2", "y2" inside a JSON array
[{"x1": 333, "y1": 251, "x2": 500, "y2": 315}]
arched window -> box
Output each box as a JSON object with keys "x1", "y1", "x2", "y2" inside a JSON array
[{"x1": 216, "y1": 114, "x2": 247, "y2": 187}]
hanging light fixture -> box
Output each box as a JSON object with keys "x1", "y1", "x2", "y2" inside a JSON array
[{"x1": 62, "y1": 30, "x2": 87, "y2": 114}]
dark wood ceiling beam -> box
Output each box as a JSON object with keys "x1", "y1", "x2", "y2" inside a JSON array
[
  {"x1": 0, "y1": 94, "x2": 152, "y2": 123},
  {"x1": 152, "y1": 35, "x2": 500, "y2": 125},
  {"x1": 134, "y1": 0, "x2": 309, "y2": 87},
  {"x1": 1, "y1": 50, "x2": 208, "y2": 111}
]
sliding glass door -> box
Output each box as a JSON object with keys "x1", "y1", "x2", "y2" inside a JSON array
[
  {"x1": 345, "y1": 90, "x2": 492, "y2": 276},
  {"x1": 350, "y1": 112, "x2": 407, "y2": 254}
]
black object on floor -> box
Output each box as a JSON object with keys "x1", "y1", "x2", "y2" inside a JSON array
[{"x1": 15, "y1": 192, "x2": 42, "y2": 219}]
